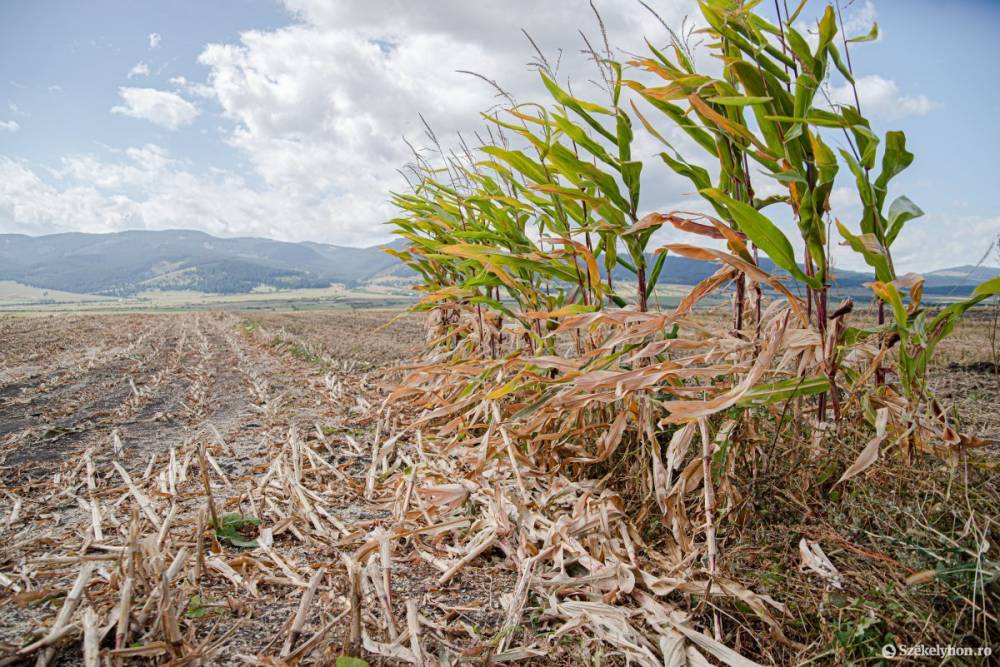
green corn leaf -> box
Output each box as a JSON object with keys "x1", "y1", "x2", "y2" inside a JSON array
[
  {"x1": 335, "y1": 657, "x2": 370, "y2": 667},
  {"x1": 848, "y1": 21, "x2": 879, "y2": 43},
  {"x1": 706, "y1": 95, "x2": 773, "y2": 106},
  {"x1": 703, "y1": 188, "x2": 821, "y2": 288},
  {"x1": 792, "y1": 73, "x2": 819, "y2": 120},
  {"x1": 629, "y1": 98, "x2": 671, "y2": 147},
  {"x1": 885, "y1": 195, "x2": 924, "y2": 246},
  {"x1": 841, "y1": 106, "x2": 879, "y2": 168},
  {"x1": 540, "y1": 72, "x2": 616, "y2": 143},
  {"x1": 659, "y1": 151, "x2": 712, "y2": 192},
  {"x1": 630, "y1": 85, "x2": 717, "y2": 153},
  {"x1": 809, "y1": 130, "x2": 839, "y2": 187},
  {"x1": 870, "y1": 281, "x2": 908, "y2": 326},
  {"x1": 737, "y1": 375, "x2": 831, "y2": 407},
  {"x1": 729, "y1": 62, "x2": 785, "y2": 154},
  {"x1": 769, "y1": 169, "x2": 807, "y2": 184},
  {"x1": 971, "y1": 275, "x2": 1000, "y2": 299},
  {"x1": 615, "y1": 254, "x2": 637, "y2": 275},
  {"x1": 689, "y1": 94, "x2": 768, "y2": 153},
  {"x1": 621, "y1": 160, "x2": 643, "y2": 214},
  {"x1": 616, "y1": 112, "x2": 633, "y2": 163},
  {"x1": 923, "y1": 277, "x2": 1000, "y2": 359},
  {"x1": 786, "y1": 25, "x2": 817, "y2": 73},
  {"x1": 468, "y1": 295, "x2": 516, "y2": 318},
  {"x1": 547, "y1": 143, "x2": 631, "y2": 213},
  {"x1": 185, "y1": 595, "x2": 213, "y2": 619},
  {"x1": 551, "y1": 111, "x2": 618, "y2": 169},
  {"x1": 463, "y1": 270, "x2": 503, "y2": 289},
  {"x1": 481, "y1": 146, "x2": 548, "y2": 184},
  {"x1": 755, "y1": 194, "x2": 789, "y2": 209},
  {"x1": 214, "y1": 513, "x2": 261, "y2": 549},
  {"x1": 874, "y1": 131, "x2": 914, "y2": 206},
  {"x1": 763, "y1": 111, "x2": 848, "y2": 128},
  {"x1": 645, "y1": 249, "x2": 668, "y2": 298},
  {"x1": 827, "y1": 43, "x2": 855, "y2": 84},
  {"x1": 610, "y1": 60, "x2": 623, "y2": 106},
  {"x1": 837, "y1": 221, "x2": 892, "y2": 282},
  {"x1": 816, "y1": 5, "x2": 838, "y2": 56}
]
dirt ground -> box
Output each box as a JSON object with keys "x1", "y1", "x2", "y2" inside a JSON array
[
  {"x1": 0, "y1": 310, "x2": 519, "y2": 665},
  {"x1": 0, "y1": 310, "x2": 422, "y2": 472},
  {"x1": 925, "y1": 312, "x2": 1000, "y2": 444},
  {"x1": 0, "y1": 308, "x2": 997, "y2": 665}
]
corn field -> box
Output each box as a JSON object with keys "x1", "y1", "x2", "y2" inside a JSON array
[{"x1": 383, "y1": 0, "x2": 1000, "y2": 662}]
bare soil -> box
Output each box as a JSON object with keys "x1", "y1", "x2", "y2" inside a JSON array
[
  {"x1": 0, "y1": 310, "x2": 518, "y2": 665},
  {"x1": 926, "y1": 312, "x2": 1000, "y2": 445}
]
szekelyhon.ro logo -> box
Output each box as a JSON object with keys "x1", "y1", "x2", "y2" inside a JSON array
[{"x1": 884, "y1": 643, "x2": 993, "y2": 659}]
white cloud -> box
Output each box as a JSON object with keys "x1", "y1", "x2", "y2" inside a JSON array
[
  {"x1": 889, "y1": 214, "x2": 1000, "y2": 272},
  {"x1": 127, "y1": 62, "x2": 150, "y2": 78},
  {"x1": 0, "y1": 0, "x2": 706, "y2": 247},
  {"x1": 54, "y1": 144, "x2": 175, "y2": 189},
  {"x1": 828, "y1": 207, "x2": 1000, "y2": 274},
  {"x1": 0, "y1": 146, "x2": 391, "y2": 245},
  {"x1": 111, "y1": 87, "x2": 199, "y2": 129},
  {"x1": 841, "y1": 1, "x2": 879, "y2": 41},
  {"x1": 0, "y1": 120, "x2": 19, "y2": 132},
  {"x1": 48, "y1": 84, "x2": 62, "y2": 92},
  {"x1": 189, "y1": 0, "x2": 702, "y2": 243},
  {"x1": 829, "y1": 75, "x2": 935, "y2": 121},
  {"x1": 169, "y1": 76, "x2": 214, "y2": 99},
  {"x1": 148, "y1": 32, "x2": 161, "y2": 49}
]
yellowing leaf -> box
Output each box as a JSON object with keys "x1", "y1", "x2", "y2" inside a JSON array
[{"x1": 838, "y1": 408, "x2": 889, "y2": 484}]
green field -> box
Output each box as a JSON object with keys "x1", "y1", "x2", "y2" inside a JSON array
[
  {"x1": 0, "y1": 280, "x2": 417, "y2": 313},
  {"x1": 0, "y1": 280, "x2": 722, "y2": 313}
]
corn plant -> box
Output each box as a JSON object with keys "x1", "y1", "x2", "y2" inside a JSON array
[
  {"x1": 387, "y1": 0, "x2": 999, "y2": 468},
  {"x1": 382, "y1": 0, "x2": 999, "y2": 659}
]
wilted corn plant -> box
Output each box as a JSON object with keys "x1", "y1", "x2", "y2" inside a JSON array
[{"x1": 383, "y1": 0, "x2": 999, "y2": 661}]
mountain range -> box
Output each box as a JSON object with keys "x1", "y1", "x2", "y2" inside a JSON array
[
  {"x1": 0, "y1": 230, "x2": 405, "y2": 295},
  {"x1": 1, "y1": 229, "x2": 997, "y2": 298}
]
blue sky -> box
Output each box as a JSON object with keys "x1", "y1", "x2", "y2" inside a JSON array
[
  {"x1": 1, "y1": 1, "x2": 284, "y2": 174},
  {"x1": 1, "y1": 0, "x2": 998, "y2": 270},
  {"x1": 817, "y1": 0, "x2": 1000, "y2": 227}
]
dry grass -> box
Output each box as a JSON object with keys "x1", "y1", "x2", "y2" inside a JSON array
[{"x1": 722, "y1": 411, "x2": 998, "y2": 663}]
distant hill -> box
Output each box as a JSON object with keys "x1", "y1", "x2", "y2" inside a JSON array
[
  {"x1": 607, "y1": 254, "x2": 880, "y2": 289},
  {"x1": 1, "y1": 229, "x2": 996, "y2": 298},
  {"x1": 0, "y1": 230, "x2": 405, "y2": 295},
  {"x1": 610, "y1": 256, "x2": 1000, "y2": 295},
  {"x1": 921, "y1": 265, "x2": 1000, "y2": 294}
]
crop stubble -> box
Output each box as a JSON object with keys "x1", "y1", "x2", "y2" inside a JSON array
[{"x1": 1, "y1": 311, "x2": 521, "y2": 664}]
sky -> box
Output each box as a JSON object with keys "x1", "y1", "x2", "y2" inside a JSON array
[{"x1": 0, "y1": 0, "x2": 998, "y2": 272}]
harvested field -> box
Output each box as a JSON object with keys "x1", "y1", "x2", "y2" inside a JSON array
[
  {"x1": 927, "y1": 312, "x2": 1000, "y2": 445},
  {"x1": 1, "y1": 309, "x2": 997, "y2": 665},
  {"x1": 1, "y1": 310, "x2": 512, "y2": 665}
]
